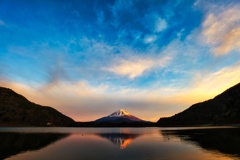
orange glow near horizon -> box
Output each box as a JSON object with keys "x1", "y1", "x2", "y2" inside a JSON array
[
  {"x1": 120, "y1": 138, "x2": 133, "y2": 149},
  {"x1": 1, "y1": 77, "x2": 240, "y2": 122}
]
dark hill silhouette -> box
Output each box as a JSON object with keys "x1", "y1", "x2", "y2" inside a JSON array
[
  {"x1": 0, "y1": 87, "x2": 74, "y2": 126},
  {"x1": 157, "y1": 83, "x2": 240, "y2": 126}
]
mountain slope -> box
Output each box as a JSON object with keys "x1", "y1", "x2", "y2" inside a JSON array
[
  {"x1": 157, "y1": 83, "x2": 240, "y2": 126},
  {"x1": 95, "y1": 109, "x2": 145, "y2": 123},
  {"x1": 0, "y1": 87, "x2": 74, "y2": 126}
]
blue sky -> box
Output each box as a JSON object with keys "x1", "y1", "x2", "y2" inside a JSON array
[{"x1": 1, "y1": 0, "x2": 240, "y2": 121}]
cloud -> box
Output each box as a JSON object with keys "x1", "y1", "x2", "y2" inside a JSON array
[
  {"x1": 188, "y1": 61, "x2": 240, "y2": 97},
  {"x1": 161, "y1": 61, "x2": 240, "y2": 105},
  {"x1": 155, "y1": 18, "x2": 167, "y2": 32},
  {"x1": 214, "y1": 28, "x2": 240, "y2": 54},
  {"x1": 45, "y1": 56, "x2": 69, "y2": 87},
  {"x1": 202, "y1": 5, "x2": 240, "y2": 55},
  {"x1": 106, "y1": 59, "x2": 154, "y2": 79},
  {"x1": 105, "y1": 56, "x2": 171, "y2": 79},
  {"x1": 144, "y1": 35, "x2": 157, "y2": 44}
]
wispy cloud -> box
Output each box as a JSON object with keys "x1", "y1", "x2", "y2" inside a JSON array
[
  {"x1": 155, "y1": 17, "x2": 167, "y2": 32},
  {"x1": 165, "y1": 61, "x2": 240, "y2": 103},
  {"x1": 106, "y1": 59, "x2": 154, "y2": 79},
  {"x1": 202, "y1": 5, "x2": 240, "y2": 55},
  {"x1": 144, "y1": 35, "x2": 157, "y2": 44},
  {"x1": 44, "y1": 56, "x2": 70, "y2": 88},
  {"x1": 188, "y1": 61, "x2": 240, "y2": 96},
  {"x1": 105, "y1": 56, "x2": 172, "y2": 79}
]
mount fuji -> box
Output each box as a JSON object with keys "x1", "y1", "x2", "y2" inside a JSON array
[{"x1": 95, "y1": 109, "x2": 145, "y2": 123}]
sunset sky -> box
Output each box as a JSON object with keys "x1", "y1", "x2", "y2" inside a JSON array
[{"x1": 1, "y1": 0, "x2": 240, "y2": 122}]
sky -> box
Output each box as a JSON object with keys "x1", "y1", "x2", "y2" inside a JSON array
[{"x1": 1, "y1": 0, "x2": 240, "y2": 122}]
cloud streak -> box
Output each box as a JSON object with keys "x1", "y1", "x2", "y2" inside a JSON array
[
  {"x1": 105, "y1": 56, "x2": 171, "y2": 79},
  {"x1": 144, "y1": 35, "x2": 157, "y2": 44},
  {"x1": 202, "y1": 5, "x2": 240, "y2": 55}
]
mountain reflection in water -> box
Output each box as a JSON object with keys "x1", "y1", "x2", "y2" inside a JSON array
[
  {"x1": 96, "y1": 133, "x2": 140, "y2": 149},
  {"x1": 0, "y1": 132, "x2": 69, "y2": 159},
  {"x1": 1, "y1": 127, "x2": 240, "y2": 160},
  {"x1": 161, "y1": 127, "x2": 240, "y2": 158}
]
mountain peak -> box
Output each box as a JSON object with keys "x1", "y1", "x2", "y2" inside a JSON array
[
  {"x1": 95, "y1": 109, "x2": 145, "y2": 123},
  {"x1": 108, "y1": 109, "x2": 130, "y2": 117}
]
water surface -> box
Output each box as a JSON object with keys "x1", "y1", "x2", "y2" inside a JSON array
[{"x1": 0, "y1": 127, "x2": 239, "y2": 160}]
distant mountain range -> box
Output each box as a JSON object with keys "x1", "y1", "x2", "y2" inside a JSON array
[
  {"x1": 95, "y1": 109, "x2": 145, "y2": 123},
  {"x1": 157, "y1": 82, "x2": 240, "y2": 126},
  {"x1": 0, "y1": 86, "x2": 152, "y2": 127},
  {"x1": 0, "y1": 87, "x2": 74, "y2": 126},
  {"x1": 1, "y1": 82, "x2": 240, "y2": 127}
]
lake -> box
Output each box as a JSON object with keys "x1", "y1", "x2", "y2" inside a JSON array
[{"x1": 0, "y1": 127, "x2": 239, "y2": 160}]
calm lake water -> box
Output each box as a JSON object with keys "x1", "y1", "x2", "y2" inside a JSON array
[{"x1": 0, "y1": 127, "x2": 240, "y2": 160}]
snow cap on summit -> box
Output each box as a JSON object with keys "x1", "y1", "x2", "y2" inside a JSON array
[{"x1": 108, "y1": 109, "x2": 130, "y2": 117}]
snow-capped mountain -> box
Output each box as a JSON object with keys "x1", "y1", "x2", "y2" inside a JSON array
[
  {"x1": 95, "y1": 109, "x2": 145, "y2": 123},
  {"x1": 108, "y1": 109, "x2": 131, "y2": 117}
]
